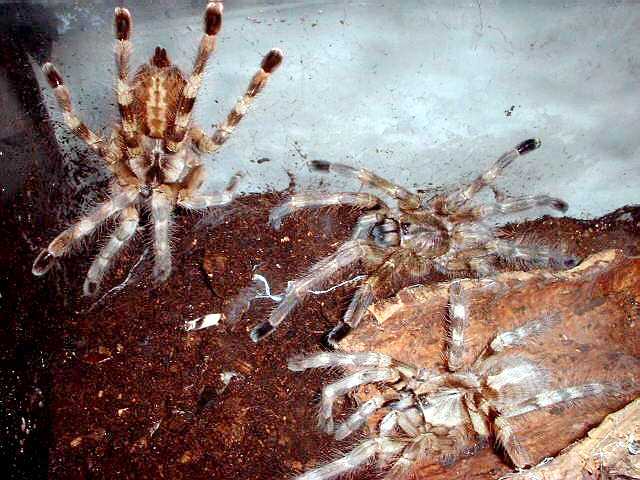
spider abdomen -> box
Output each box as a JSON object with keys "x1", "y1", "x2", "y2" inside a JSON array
[{"x1": 133, "y1": 64, "x2": 186, "y2": 139}]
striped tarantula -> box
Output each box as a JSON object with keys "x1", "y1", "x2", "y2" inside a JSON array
[
  {"x1": 288, "y1": 280, "x2": 627, "y2": 480},
  {"x1": 32, "y1": 3, "x2": 283, "y2": 295},
  {"x1": 251, "y1": 139, "x2": 577, "y2": 344}
]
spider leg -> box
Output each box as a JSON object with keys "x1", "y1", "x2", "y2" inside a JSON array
[
  {"x1": 319, "y1": 368, "x2": 399, "y2": 434},
  {"x1": 288, "y1": 351, "x2": 396, "y2": 371},
  {"x1": 335, "y1": 281, "x2": 375, "y2": 343},
  {"x1": 472, "y1": 194, "x2": 568, "y2": 218},
  {"x1": 150, "y1": 188, "x2": 175, "y2": 282},
  {"x1": 165, "y1": 2, "x2": 223, "y2": 151},
  {"x1": 489, "y1": 380, "x2": 626, "y2": 468},
  {"x1": 463, "y1": 393, "x2": 490, "y2": 440},
  {"x1": 489, "y1": 314, "x2": 560, "y2": 353},
  {"x1": 395, "y1": 410, "x2": 422, "y2": 438},
  {"x1": 503, "y1": 382, "x2": 626, "y2": 419},
  {"x1": 250, "y1": 240, "x2": 385, "y2": 342},
  {"x1": 493, "y1": 415, "x2": 534, "y2": 468},
  {"x1": 385, "y1": 434, "x2": 436, "y2": 480},
  {"x1": 41, "y1": 63, "x2": 104, "y2": 155},
  {"x1": 310, "y1": 160, "x2": 420, "y2": 209},
  {"x1": 486, "y1": 238, "x2": 579, "y2": 270},
  {"x1": 269, "y1": 192, "x2": 384, "y2": 230},
  {"x1": 83, "y1": 205, "x2": 139, "y2": 296},
  {"x1": 444, "y1": 138, "x2": 541, "y2": 211},
  {"x1": 195, "y1": 48, "x2": 284, "y2": 154},
  {"x1": 328, "y1": 250, "x2": 430, "y2": 346},
  {"x1": 294, "y1": 438, "x2": 405, "y2": 480},
  {"x1": 32, "y1": 186, "x2": 139, "y2": 275},
  {"x1": 176, "y1": 165, "x2": 241, "y2": 209},
  {"x1": 112, "y1": 7, "x2": 143, "y2": 160},
  {"x1": 334, "y1": 393, "x2": 394, "y2": 440},
  {"x1": 446, "y1": 280, "x2": 469, "y2": 372}
]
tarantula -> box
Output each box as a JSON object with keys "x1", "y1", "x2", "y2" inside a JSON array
[
  {"x1": 31, "y1": 3, "x2": 283, "y2": 295},
  {"x1": 250, "y1": 139, "x2": 577, "y2": 344},
  {"x1": 288, "y1": 280, "x2": 628, "y2": 480}
]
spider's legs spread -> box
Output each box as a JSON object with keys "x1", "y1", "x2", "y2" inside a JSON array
[
  {"x1": 150, "y1": 188, "x2": 175, "y2": 282},
  {"x1": 83, "y1": 205, "x2": 140, "y2": 296},
  {"x1": 269, "y1": 192, "x2": 384, "y2": 230},
  {"x1": 471, "y1": 195, "x2": 568, "y2": 219},
  {"x1": 250, "y1": 240, "x2": 385, "y2": 342},
  {"x1": 491, "y1": 415, "x2": 533, "y2": 469},
  {"x1": 444, "y1": 138, "x2": 541, "y2": 210},
  {"x1": 327, "y1": 249, "x2": 431, "y2": 346},
  {"x1": 486, "y1": 238, "x2": 579, "y2": 270},
  {"x1": 318, "y1": 368, "x2": 399, "y2": 434},
  {"x1": 166, "y1": 2, "x2": 223, "y2": 151},
  {"x1": 445, "y1": 280, "x2": 469, "y2": 372},
  {"x1": 32, "y1": 186, "x2": 139, "y2": 276},
  {"x1": 113, "y1": 7, "x2": 142, "y2": 157},
  {"x1": 176, "y1": 165, "x2": 241, "y2": 209},
  {"x1": 309, "y1": 160, "x2": 421, "y2": 210},
  {"x1": 294, "y1": 438, "x2": 405, "y2": 480},
  {"x1": 196, "y1": 48, "x2": 284, "y2": 155},
  {"x1": 41, "y1": 63, "x2": 104, "y2": 154}
]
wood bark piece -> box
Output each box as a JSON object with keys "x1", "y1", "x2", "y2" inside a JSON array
[
  {"x1": 339, "y1": 249, "x2": 640, "y2": 479},
  {"x1": 504, "y1": 396, "x2": 640, "y2": 479}
]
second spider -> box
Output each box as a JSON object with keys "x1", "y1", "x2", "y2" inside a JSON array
[{"x1": 251, "y1": 139, "x2": 577, "y2": 344}]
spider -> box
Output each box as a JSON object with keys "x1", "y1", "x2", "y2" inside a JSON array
[
  {"x1": 287, "y1": 280, "x2": 629, "y2": 480},
  {"x1": 31, "y1": 3, "x2": 283, "y2": 295},
  {"x1": 250, "y1": 138, "x2": 578, "y2": 344}
]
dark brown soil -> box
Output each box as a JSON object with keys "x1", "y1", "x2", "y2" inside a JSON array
[{"x1": 6, "y1": 166, "x2": 640, "y2": 480}]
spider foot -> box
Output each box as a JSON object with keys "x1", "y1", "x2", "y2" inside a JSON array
[
  {"x1": 250, "y1": 321, "x2": 275, "y2": 343},
  {"x1": 261, "y1": 48, "x2": 284, "y2": 74},
  {"x1": 516, "y1": 138, "x2": 541, "y2": 155},
  {"x1": 204, "y1": 2, "x2": 223, "y2": 36},
  {"x1": 152, "y1": 263, "x2": 171, "y2": 284},
  {"x1": 323, "y1": 322, "x2": 352, "y2": 349},
  {"x1": 32, "y1": 249, "x2": 57, "y2": 276},
  {"x1": 114, "y1": 7, "x2": 132, "y2": 41},
  {"x1": 83, "y1": 278, "x2": 101, "y2": 297}
]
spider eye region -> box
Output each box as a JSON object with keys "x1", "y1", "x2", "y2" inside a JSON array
[
  {"x1": 151, "y1": 46, "x2": 171, "y2": 68},
  {"x1": 371, "y1": 218, "x2": 400, "y2": 247}
]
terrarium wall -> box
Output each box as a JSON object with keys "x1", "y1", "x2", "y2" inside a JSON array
[{"x1": 8, "y1": 0, "x2": 640, "y2": 217}]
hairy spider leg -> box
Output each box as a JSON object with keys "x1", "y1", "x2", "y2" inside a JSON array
[
  {"x1": 150, "y1": 188, "x2": 174, "y2": 282},
  {"x1": 327, "y1": 249, "x2": 432, "y2": 346},
  {"x1": 446, "y1": 280, "x2": 469, "y2": 371},
  {"x1": 32, "y1": 186, "x2": 139, "y2": 276},
  {"x1": 269, "y1": 192, "x2": 384, "y2": 230},
  {"x1": 250, "y1": 240, "x2": 386, "y2": 342},
  {"x1": 318, "y1": 368, "x2": 399, "y2": 434},
  {"x1": 486, "y1": 238, "x2": 579, "y2": 270},
  {"x1": 83, "y1": 205, "x2": 140, "y2": 296},
  {"x1": 41, "y1": 63, "x2": 104, "y2": 154},
  {"x1": 177, "y1": 166, "x2": 241, "y2": 209},
  {"x1": 113, "y1": 7, "x2": 142, "y2": 158},
  {"x1": 294, "y1": 438, "x2": 405, "y2": 480},
  {"x1": 165, "y1": 2, "x2": 223, "y2": 152},
  {"x1": 309, "y1": 160, "x2": 421, "y2": 210},
  {"x1": 469, "y1": 194, "x2": 568, "y2": 219},
  {"x1": 443, "y1": 138, "x2": 541, "y2": 211},
  {"x1": 494, "y1": 381, "x2": 625, "y2": 468},
  {"x1": 194, "y1": 48, "x2": 284, "y2": 154}
]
